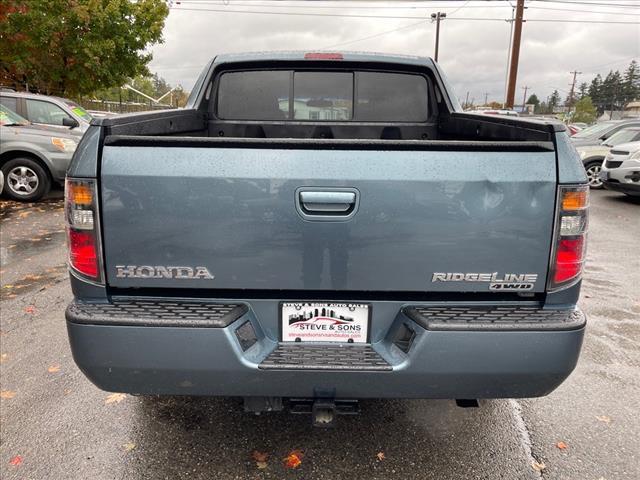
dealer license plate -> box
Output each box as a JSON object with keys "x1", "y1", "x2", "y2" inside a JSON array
[{"x1": 281, "y1": 302, "x2": 370, "y2": 343}]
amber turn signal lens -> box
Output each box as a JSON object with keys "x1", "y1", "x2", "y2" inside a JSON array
[
  {"x1": 561, "y1": 189, "x2": 588, "y2": 211},
  {"x1": 69, "y1": 183, "x2": 93, "y2": 205}
]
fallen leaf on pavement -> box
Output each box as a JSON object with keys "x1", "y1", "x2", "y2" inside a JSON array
[
  {"x1": 252, "y1": 450, "x2": 268, "y2": 469},
  {"x1": 24, "y1": 305, "x2": 36, "y2": 314},
  {"x1": 532, "y1": 461, "x2": 546, "y2": 472},
  {"x1": 105, "y1": 393, "x2": 127, "y2": 404},
  {"x1": 252, "y1": 451, "x2": 268, "y2": 462},
  {"x1": 596, "y1": 415, "x2": 611, "y2": 423},
  {"x1": 376, "y1": 452, "x2": 385, "y2": 461},
  {"x1": 284, "y1": 450, "x2": 304, "y2": 469},
  {"x1": 123, "y1": 442, "x2": 136, "y2": 452},
  {"x1": 556, "y1": 441, "x2": 568, "y2": 450},
  {"x1": 0, "y1": 353, "x2": 7, "y2": 363},
  {"x1": 48, "y1": 365, "x2": 61, "y2": 373},
  {"x1": 1, "y1": 390, "x2": 16, "y2": 399},
  {"x1": 9, "y1": 455, "x2": 23, "y2": 466}
]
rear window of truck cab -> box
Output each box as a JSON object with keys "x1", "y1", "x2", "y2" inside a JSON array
[{"x1": 216, "y1": 70, "x2": 430, "y2": 122}]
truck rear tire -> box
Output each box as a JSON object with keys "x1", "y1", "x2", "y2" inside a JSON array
[{"x1": 1, "y1": 157, "x2": 51, "y2": 202}]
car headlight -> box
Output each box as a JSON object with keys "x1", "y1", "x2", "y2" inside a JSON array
[
  {"x1": 630, "y1": 150, "x2": 640, "y2": 160},
  {"x1": 51, "y1": 137, "x2": 77, "y2": 152}
]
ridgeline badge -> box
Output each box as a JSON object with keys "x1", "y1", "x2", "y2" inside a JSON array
[{"x1": 431, "y1": 272, "x2": 538, "y2": 291}]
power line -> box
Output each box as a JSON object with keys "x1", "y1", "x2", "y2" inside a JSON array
[
  {"x1": 529, "y1": 5, "x2": 640, "y2": 16},
  {"x1": 174, "y1": 0, "x2": 512, "y2": 9},
  {"x1": 579, "y1": 56, "x2": 640, "y2": 72},
  {"x1": 169, "y1": 6, "x2": 640, "y2": 23},
  {"x1": 533, "y1": 0, "x2": 640, "y2": 6},
  {"x1": 322, "y1": 20, "x2": 428, "y2": 49}
]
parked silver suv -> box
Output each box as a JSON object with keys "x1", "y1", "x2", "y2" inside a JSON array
[
  {"x1": 0, "y1": 105, "x2": 78, "y2": 201},
  {"x1": 0, "y1": 90, "x2": 92, "y2": 137}
]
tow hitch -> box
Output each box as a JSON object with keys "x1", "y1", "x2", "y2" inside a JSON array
[
  {"x1": 290, "y1": 398, "x2": 360, "y2": 427},
  {"x1": 243, "y1": 396, "x2": 360, "y2": 426}
]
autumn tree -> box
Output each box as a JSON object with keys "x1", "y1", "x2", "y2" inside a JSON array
[{"x1": 0, "y1": 0, "x2": 169, "y2": 96}]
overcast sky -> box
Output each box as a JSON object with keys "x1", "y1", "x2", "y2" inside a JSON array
[{"x1": 149, "y1": 0, "x2": 640, "y2": 105}]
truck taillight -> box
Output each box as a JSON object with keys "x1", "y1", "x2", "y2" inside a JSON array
[
  {"x1": 548, "y1": 185, "x2": 588, "y2": 291},
  {"x1": 65, "y1": 178, "x2": 103, "y2": 283}
]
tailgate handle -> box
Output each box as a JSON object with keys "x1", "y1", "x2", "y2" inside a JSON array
[{"x1": 299, "y1": 191, "x2": 356, "y2": 213}]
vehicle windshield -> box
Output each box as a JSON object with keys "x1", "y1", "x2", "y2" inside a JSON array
[
  {"x1": 0, "y1": 104, "x2": 29, "y2": 126},
  {"x1": 573, "y1": 122, "x2": 614, "y2": 138},
  {"x1": 65, "y1": 101, "x2": 93, "y2": 122},
  {"x1": 604, "y1": 129, "x2": 640, "y2": 146}
]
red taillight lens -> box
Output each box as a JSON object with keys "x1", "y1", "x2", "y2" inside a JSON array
[
  {"x1": 548, "y1": 185, "x2": 588, "y2": 291},
  {"x1": 68, "y1": 229, "x2": 98, "y2": 278},
  {"x1": 65, "y1": 178, "x2": 103, "y2": 282},
  {"x1": 554, "y1": 237, "x2": 584, "y2": 284}
]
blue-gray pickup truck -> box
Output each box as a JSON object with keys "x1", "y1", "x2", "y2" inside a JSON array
[{"x1": 64, "y1": 52, "x2": 589, "y2": 424}]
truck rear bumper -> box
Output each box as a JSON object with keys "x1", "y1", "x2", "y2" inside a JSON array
[{"x1": 66, "y1": 300, "x2": 585, "y2": 399}]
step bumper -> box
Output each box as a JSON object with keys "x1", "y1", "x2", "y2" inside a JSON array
[{"x1": 66, "y1": 299, "x2": 585, "y2": 399}]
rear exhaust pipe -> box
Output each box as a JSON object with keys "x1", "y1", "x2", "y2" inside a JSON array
[{"x1": 455, "y1": 399, "x2": 480, "y2": 408}]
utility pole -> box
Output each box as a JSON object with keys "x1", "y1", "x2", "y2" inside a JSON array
[
  {"x1": 431, "y1": 12, "x2": 446, "y2": 62},
  {"x1": 521, "y1": 85, "x2": 529, "y2": 113},
  {"x1": 484, "y1": 92, "x2": 489, "y2": 106},
  {"x1": 465, "y1": 91, "x2": 470, "y2": 109},
  {"x1": 505, "y1": 0, "x2": 525, "y2": 108},
  {"x1": 503, "y1": 5, "x2": 516, "y2": 107},
  {"x1": 568, "y1": 70, "x2": 582, "y2": 106}
]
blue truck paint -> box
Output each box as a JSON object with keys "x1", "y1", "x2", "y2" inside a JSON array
[
  {"x1": 100, "y1": 146, "x2": 556, "y2": 292},
  {"x1": 66, "y1": 53, "x2": 588, "y2": 403},
  {"x1": 67, "y1": 309, "x2": 584, "y2": 398}
]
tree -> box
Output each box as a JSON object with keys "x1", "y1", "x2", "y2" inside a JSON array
[
  {"x1": 572, "y1": 96, "x2": 597, "y2": 124},
  {"x1": 538, "y1": 101, "x2": 549, "y2": 114},
  {"x1": 588, "y1": 74, "x2": 603, "y2": 112},
  {"x1": 548, "y1": 90, "x2": 561, "y2": 112},
  {"x1": 526, "y1": 94, "x2": 540, "y2": 108},
  {"x1": 0, "y1": 0, "x2": 169, "y2": 96},
  {"x1": 600, "y1": 70, "x2": 624, "y2": 113},
  {"x1": 578, "y1": 82, "x2": 588, "y2": 99},
  {"x1": 622, "y1": 60, "x2": 639, "y2": 105},
  {"x1": 91, "y1": 72, "x2": 190, "y2": 109}
]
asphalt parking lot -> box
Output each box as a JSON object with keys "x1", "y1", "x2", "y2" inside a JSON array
[{"x1": 0, "y1": 189, "x2": 638, "y2": 480}]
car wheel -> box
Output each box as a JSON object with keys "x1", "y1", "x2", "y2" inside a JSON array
[
  {"x1": 584, "y1": 161, "x2": 604, "y2": 189},
  {"x1": 1, "y1": 158, "x2": 51, "y2": 202}
]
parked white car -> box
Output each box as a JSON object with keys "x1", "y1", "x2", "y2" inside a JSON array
[{"x1": 600, "y1": 141, "x2": 640, "y2": 197}]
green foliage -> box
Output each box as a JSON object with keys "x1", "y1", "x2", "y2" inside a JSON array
[
  {"x1": 526, "y1": 94, "x2": 540, "y2": 107},
  {"x1": 587, "y1": 61, "x2": 640, "y2": 115},
  {"x1": 572, "y1": 96, "x2": 597, "y2": 124},
  {"x1": 0, "y1": 0, "x2": 169, "y2": 96},
  {"x1": 578, "y1": 82, "x2": 588, "y2": 98},
  {"x1": 92, "y1": 73, "x2": 189, "y2": 107},
  {"x1": 547, "y1": 90, "x2": 562, "y2": 112}
]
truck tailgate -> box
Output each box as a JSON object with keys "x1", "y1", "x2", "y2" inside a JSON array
[{"x1": 100, "y1": 141, "x2": 556, "y2": 293}]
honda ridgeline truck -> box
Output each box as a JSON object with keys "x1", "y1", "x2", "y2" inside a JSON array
[{"x1": 65, "y1": 52, "x2": 588, "y2": 423}]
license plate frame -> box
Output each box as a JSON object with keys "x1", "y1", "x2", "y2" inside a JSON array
[{"x1": 280, "y1": 302, "x2": 371, "y2": 343}]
